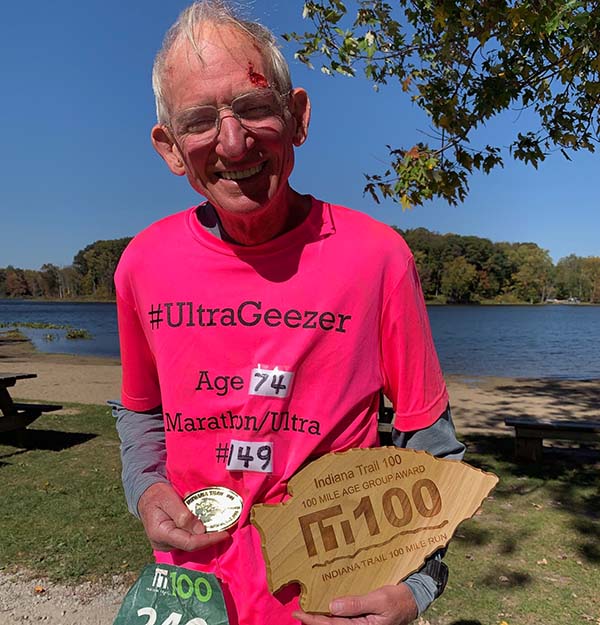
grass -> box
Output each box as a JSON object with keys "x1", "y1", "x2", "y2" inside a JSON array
[
  {"x1": 0, "y1": 322, "x2": 93, "y2": 339},
  {"x1": 65, "y1": 328, "x2": 92, "y2": 340},
  {"x1": 0, "y1": 328, "x2": 30, "y2": 342},
  {"x1": 0, "y1": 321, "x2": 69, "y2": 330},
  {"x1": 1, "y1": 410, "x2": 599, "y2": 624},
  {"x1": 0, "y1": 403, "x2": 150, "y2": 584},
  {"x1": 424, "y1": 435, "x2": 600, "y2": 625}
]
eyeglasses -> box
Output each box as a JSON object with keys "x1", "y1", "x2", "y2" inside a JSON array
[{"x1": 168, "y1": 88, "x2": 289, "y2": 144}]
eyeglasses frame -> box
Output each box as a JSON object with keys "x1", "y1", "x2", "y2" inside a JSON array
[{"x1": 164, "y1": 88, "x2": 293, "y2": 146}]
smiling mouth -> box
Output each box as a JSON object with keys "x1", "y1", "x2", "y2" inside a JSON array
[{"x1": 218, "y1": 163, "x2": 265, "y2": 181}]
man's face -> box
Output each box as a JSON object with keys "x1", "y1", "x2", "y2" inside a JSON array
[{"x1": 152, "y1": 25, "x2": 310, "y2": 219}]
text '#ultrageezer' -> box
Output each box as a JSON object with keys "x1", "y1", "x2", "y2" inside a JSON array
[{"x1": 147, "y1": 300, "x2": 353, "y2": 333}]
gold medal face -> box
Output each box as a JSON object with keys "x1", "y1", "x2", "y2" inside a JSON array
[{"x1": 184, "y1": 487, "x2": 243, "y2": 532}]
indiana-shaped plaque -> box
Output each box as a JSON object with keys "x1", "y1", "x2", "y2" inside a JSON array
[{"x1": 251, "y1": 447, "x2": 498, "y2": 613}]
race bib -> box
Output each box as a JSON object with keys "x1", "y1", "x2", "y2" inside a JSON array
[{"x1": 112, "y1": 564, "x2": 229, "y2": 625}]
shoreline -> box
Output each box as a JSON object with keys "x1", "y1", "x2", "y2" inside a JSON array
[
  {"x1": 0, "y1": 334, "x2": 121, "y2": 405},
  {"x1": 2, "y1": 334, "x2": 598, "y2": 435}
]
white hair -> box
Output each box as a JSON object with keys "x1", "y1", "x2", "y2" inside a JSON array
[{"x1": 151, "y1": 0, "x2": 292, "y2": 124}]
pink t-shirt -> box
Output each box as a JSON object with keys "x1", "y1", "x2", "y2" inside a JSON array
[{"x1": 115, "y1": 197, "x2": 448, "y2": 625}]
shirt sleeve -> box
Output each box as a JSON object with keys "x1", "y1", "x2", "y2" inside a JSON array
[
  {"x1": 394, "y1": 405, "x2": 466, "y2": 615},
  {"x1": 380, "y1": 256, "x2": 448, "y2": 432},
  {"x1": 109, "y1": 400, "x2": 168, "y2": 517},
  {"x1": 116, "y1": 290, "x2": 162, "y2": 411}
]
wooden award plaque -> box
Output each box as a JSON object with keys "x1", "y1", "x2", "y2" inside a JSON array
[{"x1": 251, "y1": 447, "x2": 498, "y2": 613}]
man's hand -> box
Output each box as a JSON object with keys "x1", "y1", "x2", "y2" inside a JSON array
[
  {"x1": 138, "y1": 482, "x2": 229, "y2": 552},
  {"x1": 292, "y1": 583, "x2": 418, "y2": 625}
]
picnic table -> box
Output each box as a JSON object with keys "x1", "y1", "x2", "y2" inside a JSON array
[{"x1": 0, "y1": 372, "x2": 62, "y2": 433}]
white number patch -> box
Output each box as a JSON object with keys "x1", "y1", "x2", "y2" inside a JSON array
[
  {"x1": 136, "y1": 607, "x2": 208, "y2": 625},
  {"x1": 249, "y1": 366, "x2": 294, "y2": 398},
  {"x1": 226, "y1": 440, "x2": 273, "y2": 473}
]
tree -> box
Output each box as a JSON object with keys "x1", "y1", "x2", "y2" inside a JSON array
[
  {"x1": 508, "y1": 243, "x2": 554, "y2": 303},
  {"x1": 23, "y1": 270, "x2": 44, "y2": 297},
  {"x1": 40, "y1": 263, "x2": 61, "y2": 298},
  {"x1": 58, "y1": 266, "x2": 82, "y2": 298},
  {"x1": 399, "y1": 227, "x2": 445, "y2": 296},
  {"x1": 581, "y1": 256, "x2": 600, "y2": 302},
  {"x1": 4, "y1": 267, "x2": 30, "y2": 298},
  {"x1": 287, "y1": 1, "x2": 600, "y2": 206},
  {"x1": 72, "y1": 238, "x2": 132, "y2": 297},
  {"x1": 0, "y1": 268, "x2": 6, "y2": 297},
  {"x1": 440, "y1": 255, "x2": 478, "y2": 302},
  {"x1": 555, "y1": 253, "x2": 587, "y2": 299},
  {"x1": 481, "y1": 247, "x2": 515, "y2": 298}
]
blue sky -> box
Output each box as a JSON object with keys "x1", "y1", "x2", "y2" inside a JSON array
[{"x1": 1, "y1": 0, "x2": 597, "y2": 270}]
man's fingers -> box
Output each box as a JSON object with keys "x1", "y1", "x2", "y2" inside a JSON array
[
  {"x1": 292, "y1": 589, "x2": 388, "y2": 625},
  {"x1": 329, "y1": 585, "x2": 418, "y2": 624},
  {"x1": 330, "y1": 594, "x2": 371, "y2": 617},
  {"x1": 138, "y1": 482, "x2": 231, "y2": 552},
  {"x1": 292, "y1": 611, "x2": 342, "y2": 625},
  {"x1": 152, "y1": 523, "x2": 229, "y2": 552}
]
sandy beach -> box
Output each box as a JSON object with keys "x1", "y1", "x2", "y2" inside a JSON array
[
  {"x1": 1, "y1": 333, "x2": 599, "y2": 624},
  {"x1": 2, "y1": 334, "x2": 598, "y2": 433}
]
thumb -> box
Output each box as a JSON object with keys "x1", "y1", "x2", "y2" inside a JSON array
[
  {"x1": 176, "y1": 507, "x2": 207, "y2": 533},
  {"x1": 330, "y1": 595, "x2": 367, "y2": 617}
]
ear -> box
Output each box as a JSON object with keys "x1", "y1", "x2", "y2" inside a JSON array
[
  {"x1": 288, "y1": 88, "x2": 311, "y2": 147},
  {"x1": 151, "y1": 124, "x2": 186, "y2": 176}
]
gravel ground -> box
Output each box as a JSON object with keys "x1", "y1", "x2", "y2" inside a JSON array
[{"x1": 0, "y1": 572, "x2": 129, "y2": 625}]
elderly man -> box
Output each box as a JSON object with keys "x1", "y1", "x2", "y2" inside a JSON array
[{"x1": 114, "y1": 2, "x2": 464, "y2": 625}]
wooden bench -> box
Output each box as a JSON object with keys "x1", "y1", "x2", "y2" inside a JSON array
[{"x1": 504, "y1": 417, "x2": 600, "y2": 461}]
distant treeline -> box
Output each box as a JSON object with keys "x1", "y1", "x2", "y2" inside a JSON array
[
  {"x1": 1, "y1": 230, "x2": 599, "y2": 304},
  {"x1": 395, "y1": 227, "x2": 600, "y2": 304},
  {"x1": 0, "y1": 238, "x2": 132, "y2": 300}
]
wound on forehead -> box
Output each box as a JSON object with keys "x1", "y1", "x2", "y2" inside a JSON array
[{"x1": 247, "y1": 61, "x2": 269, "y2": 88}]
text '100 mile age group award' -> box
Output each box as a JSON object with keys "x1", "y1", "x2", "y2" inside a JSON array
[{"x1": 251, "y1": 447, "x2": 498, "y2": 613}]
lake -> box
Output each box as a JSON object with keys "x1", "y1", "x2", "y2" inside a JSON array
[
  {"x1": 1, "y1": 300, "x2": 599, "y2": 379},
  {"x1": 0, "y1": 300, "x2": 119, "y2": 359}
]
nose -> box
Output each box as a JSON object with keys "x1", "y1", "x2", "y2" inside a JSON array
[{"x1": 214, "y1": 112, "x2": 254, "y2": 160}]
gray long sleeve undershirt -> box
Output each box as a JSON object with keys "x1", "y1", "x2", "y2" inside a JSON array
[{"x1": 110, "y1": 400, "x2": 465, "y2": 616}]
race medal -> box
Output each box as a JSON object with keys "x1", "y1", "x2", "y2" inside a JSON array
[
  {"x1": 184, "y1": 487, "x2": 243, "y2": 532},
  {"x1": 112, "y1": 564, "x2": 229, "y2": 625},
  {"x1": 251, "y1": 447, "x2": 498, "y2": 613}
]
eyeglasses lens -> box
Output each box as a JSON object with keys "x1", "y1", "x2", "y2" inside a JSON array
[{"x1": 174, "y1": 90, "x2": 284, "y2": 143}]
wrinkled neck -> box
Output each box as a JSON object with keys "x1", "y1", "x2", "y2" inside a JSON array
[{"x1": 214, "y1": 187, "x2": 311, "y2": 246}]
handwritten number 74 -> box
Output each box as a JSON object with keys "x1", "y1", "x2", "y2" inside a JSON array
[{"x1": 253, "y1": 372, "x2": 287, "y2": 394}]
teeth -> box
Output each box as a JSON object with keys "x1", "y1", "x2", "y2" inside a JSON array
[{"x1": 220, "y1": 164, "x2": 263, "y2": 180}]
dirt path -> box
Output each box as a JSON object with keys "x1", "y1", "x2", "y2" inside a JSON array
[{"x1": 0, "y1": 572, "x2": 128, "y2": 624}]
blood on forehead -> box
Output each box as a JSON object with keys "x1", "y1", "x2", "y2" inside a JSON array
[{"x1": 247, "y1": 61, "x2": 269, "y2": 88}]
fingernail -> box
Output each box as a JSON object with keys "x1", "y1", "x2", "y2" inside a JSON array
[{"x1": 330, "y1": 600, "x2": 343, "y2": 614}]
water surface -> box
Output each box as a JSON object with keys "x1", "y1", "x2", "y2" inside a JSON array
[{"x1": 2, "y1": 300, "x2": 599, "y2": 379}]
